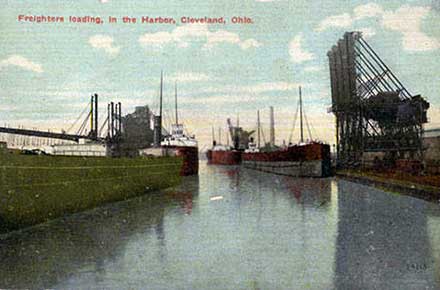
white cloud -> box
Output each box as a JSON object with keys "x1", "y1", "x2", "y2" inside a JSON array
[
  {"x1": 196, "y1": 81, "x2": 305, "y2": 95},
  {"x1": 354, "y1": 3, "x2": 384, "y2": 20},
  {"x1": 304, "y1": 66, "x2": 322, "y2": 72},
  {"x1": 138, "y1": 31, "x2": 175, "y2": 47},
  {"x1": 242, "y1": 82, "x2": 302, "y2": 93},
  {"x1": 359, "y1": 27, "x2": 376, "y2": 39},
  {"x1": 0, "y1": 105, "x2": 14, "y2": 112},
  {"x1": 179, "y1": 95, "x2": 252, "y2": 105},
  {"x1": 169, "y1": 72, "x2": 211, "y2": 83},
  {"x1": 89, "y1": 35, "x2": 120, "y2": 56},
  {"x1": 315, "y1": 13, "x2": 353, "y2": 32},
  {"x1": 139, "y1": 24, "x2": 261, "y2": 50},
  {"x1": 381, "y1": 5, "x2": 439, "y2": 52},
  {"x1": 289, "y1": 33, "x2": 314, "y2": 63},
  {"x1": 0, "y1": 55, "x2": 43, "y2": 73},
  {"x1": 315, "y1": 4, "x2": 438, "y2": 52},
  {"x1": 316, "y1": 3, "x2": 382, "y2": 32},
  {"x1": 204, "y1": 29, "x2": 241, "y2": 49},
  {"x1": 239, "y1": 38, "x2": 262, "y2": 50}
]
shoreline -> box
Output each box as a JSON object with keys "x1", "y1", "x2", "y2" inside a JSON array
[{"x1": 337, "y1": 170, "x2": 440, "y2": 203}]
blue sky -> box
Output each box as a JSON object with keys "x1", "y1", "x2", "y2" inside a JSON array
[{"x1": 0, "y1": 0, "x2": 439, "y2": 148}]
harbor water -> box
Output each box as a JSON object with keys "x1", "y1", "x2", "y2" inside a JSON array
[{"x1": 0, "y1": 162, "x2": 439, "y2": 289}]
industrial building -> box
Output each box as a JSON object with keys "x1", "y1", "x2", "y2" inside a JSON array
[{"x1": 120, "y1": 105, "x2": 155, "y2": 156}]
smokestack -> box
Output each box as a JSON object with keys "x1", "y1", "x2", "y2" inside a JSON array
[
  {"x1": 270, "y1": 106, "x2": 275, "y2": 147},
  {"x1": 107, "y1": 103, "x2": 111, "y2": 138},
  {"x1": 90, "y1": 95, "x2": 94, "y2": 136},
  {"x1": 111, "y1": 102, "x2": 115, "y2": 138},
  {"x1": 118, "y1": 102, "x2": 122, "y2": 134},
  {"x1": 153, "y1": 72, "x2": 164, "y2": 147},
  {"x1": 212, "y1": 126, "x2": 215, "y2": 146},
  {"x1": 153, "y1": 116, "x2": 162, "y2": 147},
  {"x1": 115, "y1": 103, "x2": 119, "y2": 135}
]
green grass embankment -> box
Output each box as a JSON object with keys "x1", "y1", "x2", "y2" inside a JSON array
[{"x1": 0, "y1": 153, "x2": 183, "y2": 228}]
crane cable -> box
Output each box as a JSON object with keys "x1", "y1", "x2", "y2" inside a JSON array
[
  {"x1": 98, "y1": 116, "x2": 109, "y2": 137},
  {"x1": 66, "y1": 101, "x2": 92, "y2": 134},
  {"x1": 76, "y1": 111, "x2": 92, "y2": 136},
  {"x1": 303, "y1": 108, "x2": 316, "y2": 141}
]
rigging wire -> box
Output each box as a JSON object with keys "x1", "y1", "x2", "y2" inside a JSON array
[
  {"x1": 66, "y1": 101, "x2": 91, "y2": 134},
  {"x1": 98, "y1": 116, "x2": 109, "y2": 137},
  {"x1": 302, "y1": 109, "x2": 314, "y2": 141},
  {"x1": 288, "y1": 97, "x2": 301, "y2": 144},
  {"x1": 76, "y1": 111, "x2": 91, "y2": 136}
]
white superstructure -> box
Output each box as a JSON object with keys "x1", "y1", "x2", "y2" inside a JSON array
[
  {"x1": 161, "y1": 124, "x2": 197, "y2": 148},
  {"x1": 245, "y1": 142, "x2": 260, "y2": 153}
]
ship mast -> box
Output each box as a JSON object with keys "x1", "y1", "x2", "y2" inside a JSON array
[
  {"x1": 299, "y1": 86, "x2": 304, "y2": 143},
  {"x1": 212, "y1": 126, "x2": 215, "y2": 145},
  {"x1": 257, "y1": 110, "x2": 261, "y2": 148},
  {"x1": 160, "y1": 71, "x2": 163, "y2": 120},
  {"x1": 174, "y1": 82, "x2": 178, "y2": 125},
  {"x1": 218, "y1": 127, "x2": 222, "y2": 144},
  {"x1": 153, "y1": 71, "x2": 163, "y2": 147}
]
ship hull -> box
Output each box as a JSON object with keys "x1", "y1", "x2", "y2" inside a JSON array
[
  {"x1": 207, "y1": 150, "x2": 242, "y2": 165},
  {"x1": 0, "y1": 152, "x2": 183, "y2": 229},
  {"x1": 173, "y1": 146, "x2": 199, "y2": 176},
  {"x1": 206, "y1": 149, "x2": 213, "y2": 161},
  {"x1": 140, "y1": 146, "x2": 199, "y2": 176},
  {"x1": 242, "y1": 143, "x2": 331, "y2": 177}
]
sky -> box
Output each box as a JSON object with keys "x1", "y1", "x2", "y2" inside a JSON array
[{"x1": 0, "y1": 0, "x2": 439, "y2": 150}]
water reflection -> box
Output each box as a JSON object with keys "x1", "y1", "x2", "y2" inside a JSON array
[
  {"x1": 0, "y1": 177, "x2": 200, "y2": 289},
  {"x1": 0, "y1": 163, "x2": 439, "y2": 289},
  {"x1": 334, "y1": 180, "x2": 439, "y2": 290}
]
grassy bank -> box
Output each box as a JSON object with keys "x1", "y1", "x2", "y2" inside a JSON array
[
  {"x1": 337, "y1": 169, "x2": 440, "y2": 202},
  {"x1": 0, "y1": 152, "x2": 183, "y2": 229}
]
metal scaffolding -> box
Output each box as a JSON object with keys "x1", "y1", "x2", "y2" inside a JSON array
[{"x1": 328, "y1": 32, "x2": 429, "y2": 168}]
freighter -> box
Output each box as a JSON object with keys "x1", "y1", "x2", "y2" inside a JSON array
[
  {"x1": 161, "y1": 123, "x2": 199, "y2": 176},
  {"x1": 206, "y1": 125, "x2": 242, "y2": 165},
  {"x1": 206, "y1": 118, "x2": 254, "y2": 165},
  {"x1": 242, "y1": 87, "x2": 331, "y2": 177},
  {"x1": 142, "y1": 75, "x2": 199, "y2": 176},
  {"x1": 207, "y1": 143, "x2": 242, "y2": 165}
]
